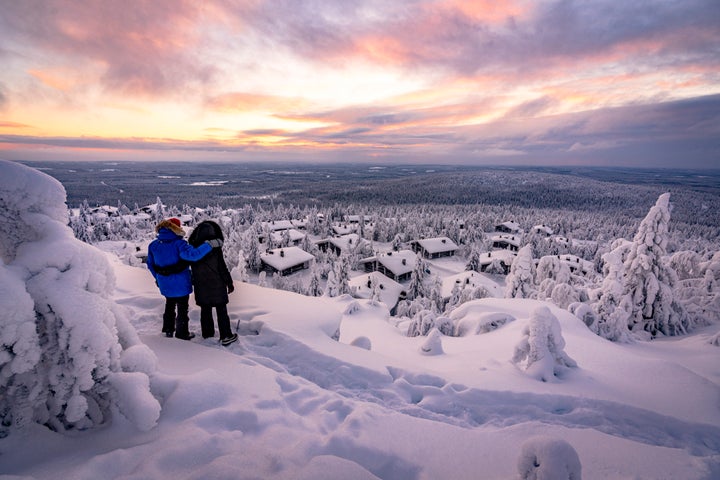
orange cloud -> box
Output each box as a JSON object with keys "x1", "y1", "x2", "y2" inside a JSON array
[
  {"x1": 440, "y1": 0, "x2": 530, "y2": 24},
  {"x1": 206, "y1": 92, "x2": 309, "y2": 113}
]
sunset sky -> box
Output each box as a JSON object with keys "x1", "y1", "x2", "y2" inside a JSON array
[{"x1": 1, "y1": 0, "x2": 718, "y2": 167}]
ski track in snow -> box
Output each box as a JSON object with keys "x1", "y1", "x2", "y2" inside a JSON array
[{"x1": 218, "y1": 306, "x2": 720, "y2": 459}]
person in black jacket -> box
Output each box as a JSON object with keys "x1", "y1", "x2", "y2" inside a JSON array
[{"x1": 188, "y1": 220, "x2": 238, "y2": 346}]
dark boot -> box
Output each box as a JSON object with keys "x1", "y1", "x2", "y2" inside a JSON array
[
  {"x1": 200, "y1": 306, "x2": 215, "y2": 338},
  {"x1": 216, "y1": 304, "x2": 232, "y2": 340},
  {"x1": 162, "y1": 298, "x2": 176, "y2": 336},
  {"x1": 174, "y1": 296, "x2": 193, "y2": 339}
]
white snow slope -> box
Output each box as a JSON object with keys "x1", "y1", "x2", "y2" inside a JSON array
[{"x1": 2, "y1": 251, "x2": 719, "y2": 479}]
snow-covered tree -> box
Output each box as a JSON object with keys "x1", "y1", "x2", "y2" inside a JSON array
[
  {"x1": 407, "y1": 309, "x2": 453, "y2": 337},
  {"x1": 231, "y1": 250, "x2": 250, "y2": 283},
  {"x1": 152, "y1": 196, "x2": 164, "y2": 224},
  {"x1": 592, "y1": 240, "x2": 633, "y2": 342},
  {"x1": 306, "y1": 263, "x2": 324, "y2": 297},
  {"x1": 505, "y1": 245, "x2": 535, "y2": 299},
  {"x1": 465, "y1": 247, "x2": 482, "y2": 272},
  {"x1": 0, "y1": 161, "x2": 160, "y2": 435},
  {"x1": 327, "y1": 254, "x2": 351, "y2": 297},
  {"x1": 622, "y1": 193, "x2": 691, "y2": 337},
  {"x1": 407, "y1": 254, "x2": 429, "y2": 301},
  {"x1": 512, "y1": 306, "x2": 577, "y2": 382},
  {"x1": 419, "y1": 328, "x2": 444, "y2": 355},
  {"x1": 669, "y1": 250, "x2": 703, "y2": 280}
]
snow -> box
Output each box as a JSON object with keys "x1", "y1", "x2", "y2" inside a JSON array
[
  {"x1": 260, "y1": 246, "x2": 314, "y2": 272},
  {"x1": 375, "y1": 249, "x2": 417, "y2": 277},
  {"x1": 412, "y1": 236, "x2": 459, "y2": 255},
  {"x1": 349, "y1": 271, "x2": 405, "y2": 310},
  {"x1": 2, "y1": 161, "x2": 720, "y2": 479}
]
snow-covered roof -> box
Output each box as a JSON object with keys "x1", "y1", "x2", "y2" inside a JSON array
[
  {"x1": 344, "y1": 215, "x2": 372, "y2": 223},
  {"x1": 557, "y1": 254, "x2": 594, "y2": 274},
  {"x1": 478, "y1": 249, "x2": 517, "y2": 265},
  {"x1": 491, "y1": 234, "x2": 522, "y2": 247},
  {"x1": 261, "y1": 220, "x2": 296, "y2": 232},
  {"x1": 495, "y1": 220, "x2": 521, "y2": 232},
  {"x1": 270, "y1": 228, "x2": 306, "y2": 244},
  {"x1": 328, "y1": 233, "x2": 363, "y2": 251},
  {"x1": 376, "y1": 249, "x2": 417, "y2": 276},
  {"x1": 349, "y1": 272, "x2": 405, "y2": 308},
  {"x1": 260, "y1": 246, "x2": 314, "y2": 271},
  {"x1": 441, "y1": 271, "x2": 484, "y2": 298},
  {"x1": 532, "y1": 224, "x2": 554, "y2": 235},
  {"x1": 412, "y1": 236, "x2": 458, "y2": 254},
  {"x1": 331, "y1": 224, "x2": 357, "y2": 235}
]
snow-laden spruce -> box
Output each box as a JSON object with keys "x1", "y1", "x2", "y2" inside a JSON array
[
  {"x1": 592, "y1": 193, "x2": 694, "y2": 340},
  {"x1": 0, "y1": 160, "x2": 160, "y2": 434},
  {"x1": 512, "y1": 306, "x2": 577, "y2": 382},
  {"x1": 505, "y1": 245, "x2": 535, "y2": 299}
]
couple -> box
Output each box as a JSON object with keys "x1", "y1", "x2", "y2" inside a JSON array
[{"x1": 147, "y1": 218, "x2": 238, "y2": 347}]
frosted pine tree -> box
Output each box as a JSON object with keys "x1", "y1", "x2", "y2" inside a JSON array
[
  {"x1": 331, "y1": 254, "x2": 351, "y2": 296},
  {"x1": 0, "y1": 161, "x2": 160, "y2": 435},
  {"x1": 622, "y1": 193, "x2": 691, "y2": 337},
  {"x1": 306, "y1": 263, "x2": 324, "y2": 297},
  {"x1": 535, "y1": 255, "x2": 571, "y2": 300},
  {"x1": 152, "y1": 196, "x2": 164, "y2": 224},
  {"x1": 512, "y1": 306, "x2": 577, "y2": 382},
  {"x1": 407, "y1": 254, "x2": 428, "y2": 300},
  {"x1": 592, "y1": 240, "x2": 632, "y2": 341},
  {"x1": 231, "y1": 250, "x2": 250, "y2": 283},
  {"x1": 505, "y1": 245, "x2": 535, "y2": 299},
  {"x1": 465, "y1": 247, "x2": 482, "y2": 272}
]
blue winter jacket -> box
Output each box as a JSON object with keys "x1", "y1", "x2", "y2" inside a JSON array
[{"x1": 147, "y1": 228, "x2": 212, "y2": 298}]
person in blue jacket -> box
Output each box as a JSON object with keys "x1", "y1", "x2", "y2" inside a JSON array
[{"x1": 147, "y1": 218, "x2": 222, "y2": 340}]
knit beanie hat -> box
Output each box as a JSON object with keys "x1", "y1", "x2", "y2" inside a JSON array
[{"x1": 156, "y1": 217, "x2": 186, "y2": 236}]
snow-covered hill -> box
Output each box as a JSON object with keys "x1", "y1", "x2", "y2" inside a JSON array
[{"x1": 2, "y1": 160, "x2": 719, "y2": 479}]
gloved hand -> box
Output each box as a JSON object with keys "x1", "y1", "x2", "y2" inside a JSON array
[
  {"x1": 206, "y1": 238, "x2": 223, "y2": 248},
  {"x1": 227, "y1": 283, "x2": 235, "y2": 294}
]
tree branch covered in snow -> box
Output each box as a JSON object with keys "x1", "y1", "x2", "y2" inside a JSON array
[{"x1": 0, "y1": 161, "x2": 160, "y2": 435}]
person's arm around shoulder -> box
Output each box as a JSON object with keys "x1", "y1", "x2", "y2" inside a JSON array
[{"x1": 177, "y1": 238, "x2": 213, "y2": 262}]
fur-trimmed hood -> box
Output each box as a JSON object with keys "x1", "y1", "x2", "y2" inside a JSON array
[{"x1": 155, "y1": 218, "x2": 185, "y2": 237}]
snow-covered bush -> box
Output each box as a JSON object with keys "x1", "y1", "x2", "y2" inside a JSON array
[
  {"x1": 591, "y1": 240, "x2": 633, "y2": 342},
  {"x1": 419, "y1": 328, "x2": 444, "y2": 355},
  {"x1": 350, "y1": 336, "x2": 372, "y2": 350},
  {"x1": 517, "y1": 436, "x2": 582, "y2": 480},
  {"x1": 568, "y1": 303, "x2": 596, "y2": 330},
  {"x1": 506, "y1": 245, "x2": 535, "y2": 299},
  {"x1": 550, "y1": 283, "x2": 580, "y2": 309},
  {"x1": 0, "y1": 161, "x2": 160, "y2": 435},
  {"x1": 454, "y1": 312, "x2": 515, "y2": 336},
  {"x1": 512, "y1": 307, "x2": 577, "y2": 382},
  {"x1": 407, "y1": 310, "x2": 453, "y2": 337}
]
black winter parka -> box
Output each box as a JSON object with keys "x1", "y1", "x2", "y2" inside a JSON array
[{"x1": 188, "y1": 221, "x2": 234, "y2": 306}]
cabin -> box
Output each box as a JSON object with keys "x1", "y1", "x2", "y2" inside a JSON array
[
  {"x1": 316, "y1": 233, "x2": 364, "y2": 256},
  {"x1": 495, "y1": 221, "x2": 521, "y2": 234},
  {"x1": 331, "y1": 224, "x2": 358, "y2": 235},
  {"x1": 410, "y1": 237, "x2": 459, "y2": 259},
  {"x1": 477, "y1": 250, "x2": 516, "y2": 274},
  {"x1": 557, "y1": 254, "x2": 593, "y2": 276},
  {"x1": 260, "y1": 246, "x2": 314, "y2": 276},
  {"x1": 344, "y1": 214, "x2": 372, "y2": 224},
  {"x1": 266, "y1": 228, "x2": 305, "y2": 248},
  {"x1": 358, "y1": 249, "x2": 417, "y2": 282},
  {"x1": 491, "y1": 234, "x2": 521, "y2": 252},
  {"x1": 349, "y1": 272, "x2": 407, "y2": 315},
  {"x1": 532, "y1": 224, "x2": 554, "y2": 236}
]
